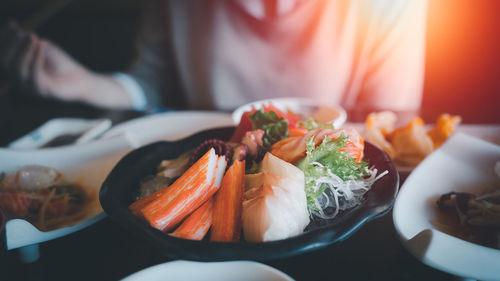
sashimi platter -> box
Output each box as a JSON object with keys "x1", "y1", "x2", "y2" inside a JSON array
[{"x1": 100, "y1": 105, "x2": 399, "y2": 260}]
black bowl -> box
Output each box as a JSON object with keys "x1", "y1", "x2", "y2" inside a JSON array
[{"x1": 100, "y1": 127, "x2": 399, "y2": 261}]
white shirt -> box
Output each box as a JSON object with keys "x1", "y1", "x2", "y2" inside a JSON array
[{"x1": 118, "y1": 0, "x2": 427, "y2": 119}]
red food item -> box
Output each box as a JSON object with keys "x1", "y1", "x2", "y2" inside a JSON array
[
  {"x1": 211, "y1": 160, "x2": 246, "y2": 242},
  {"x1": 261, "y1": 104, "x2": 302, "y2": 128},
  {"x1": 241, "y1": 130, "x2": 264, "y2": 158},
  {"x1": 288, "y1": 126, "x2": 308, "y2": 137},
  {"x1": 271, "y1": 128, "x2": 365, "y2": 164},
  {"x1": 140, "y1": 149, "x2": 227, "y2": 232},
  {"x1": 339, "y1": 139, "x2": 365, "y2": 163},
  {"x1": 230, "y1": 104, "x2": 304, "y2": 143},
  {"x1": 0, "y1": 189, "x2": 31, "y2": 216},
  {"x1": 229, "y1": 112, "x2": 253, "y2": 143},
  {"x1": 169, "y1": 199, "x2": 213, "y2": 241},
  {"x1": 129, "y1": 188, "x2": 167, "y2": 218}
]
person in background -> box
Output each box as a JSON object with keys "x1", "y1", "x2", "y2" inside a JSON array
[{"x1": 0, "y1": 0, "x2": 428, "y2": 122}]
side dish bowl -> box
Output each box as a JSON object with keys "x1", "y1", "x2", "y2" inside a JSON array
[
  {"x1": 232, "y1": 98, "x2": 347, "y2": 129},
  {"x1": 393, "y1": 133, "x2": 500, "y2": 280},
  {"x1": 100, "y1": 127, "x2": 399, "y2": 261}
]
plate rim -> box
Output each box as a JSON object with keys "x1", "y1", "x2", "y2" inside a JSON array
[
  {"x1": 101, "y1": 111, "x2": 233, "y2": 144},
  {"x1": 121, "y1": 260, "x2": 295, "y2": 281}
]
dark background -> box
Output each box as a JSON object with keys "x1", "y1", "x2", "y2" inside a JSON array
[
  {"x1": 422, "y1": 0, "x2": 500, "y2": 125},
  {"x1": 0, "y1": 0, "x2": 139, "y2": 72},
  {"x1": 1, "y1": 0, "x2": 499, "y2": 125}
]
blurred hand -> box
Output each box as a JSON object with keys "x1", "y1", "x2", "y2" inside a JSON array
[
  {"x1": 0, "y1": 21, "x2": 135, "y2": 109},
  {"x1": 0, "y1": 21, "x2": 93, "y2": 102}
]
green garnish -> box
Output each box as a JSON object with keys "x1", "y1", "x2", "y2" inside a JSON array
[
  {"x1": 248, "y1": 109, "x2": 289, "y2": 151},
  {"x1": 298, "y1": 118, "x2": 335, "y2": 130},
  {"x1": 297, "y1": 134, "x2": 369, "y2": 211}
]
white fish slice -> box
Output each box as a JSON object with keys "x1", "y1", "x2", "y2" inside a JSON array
[{"x1": 242, "y1": 153, "x2": 309, "y2": 242}]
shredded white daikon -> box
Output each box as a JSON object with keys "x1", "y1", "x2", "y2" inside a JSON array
[{"x1": 306, "y1": 162, "x2": 388, "y2": 219}]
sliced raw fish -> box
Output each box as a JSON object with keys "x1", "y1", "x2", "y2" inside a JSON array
[
  {"x1": 270, "y1": 128, "x2": 364, "y2": 163},
  {"x1": 242, "y1": 153, "x2": 309, "y2": 242}
]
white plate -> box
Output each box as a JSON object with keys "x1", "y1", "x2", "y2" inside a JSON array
[
  {"x1": 8, "y1": 118, "x2": 112, "y2": 149},
  {"x1": 121, "y1": 260, "x2": 294, "y2": 281},
  {"x1": 232, "y1": 98, "x2": 347, "y2": 129},
  {"x1": 102, "y1": 111, "x2": 234, "y2": 147},
  {"x1": 393, "y1": 133, "x2": 500, "y2": 280},
  {"x1": 1, "y1": 134, "x2": 135, "y2": 258}
]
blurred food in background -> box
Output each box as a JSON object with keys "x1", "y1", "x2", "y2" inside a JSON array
[
  {"x1": 0, "y1": 165, "x2": 95, "y2": 231},
  {"x1": 363, "y1": 111, "x2": 461, "y2": 168},
  {"x1": 433, "y1": 162, "x2": 500, "y2": 250}
]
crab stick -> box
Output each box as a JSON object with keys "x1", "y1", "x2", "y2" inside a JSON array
[
  {"x1": 211, "y1": 160, "x2": 245, "y2": 242},
  {"x1": 242, "y1": 153, "x2": 309, "y2": 242},
  {"x1": 129, "y1": 188, "x2": 166, "y2": 218},
  {"x1": 129, "y1": 150, "x2": 211, "y2": 219},
  {"x1": 169, "y1": 199, "x2": 213, "y2": 240},
  {"x1": 141, "y1": 149, "x2": 227, "y2": 232}
]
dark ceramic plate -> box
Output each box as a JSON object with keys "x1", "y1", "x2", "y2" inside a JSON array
[{"x1": 100, "y1": 127, "x2": 399, "y2": 261}]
